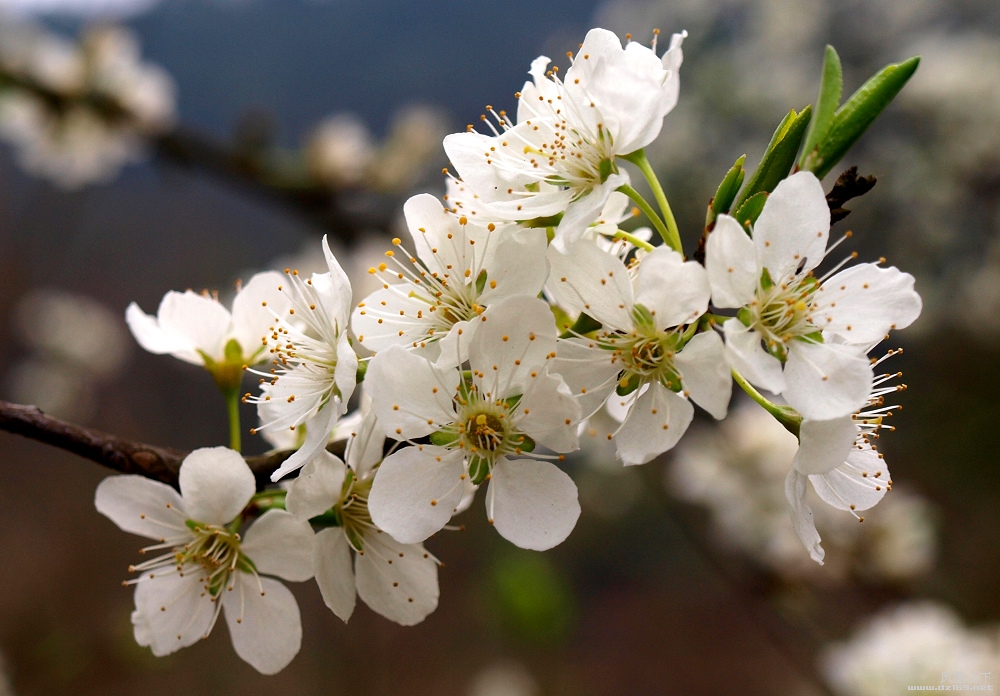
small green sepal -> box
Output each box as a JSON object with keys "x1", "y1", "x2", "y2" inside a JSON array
[
  {"x1": 733, "y1": 191, "x2": 769, "y2": 232},
  {"x1": 710, "y1": 154, "x2": 747, "y2": 221},
  {"x1": 469, "y1": 455, "x2": 491, "y2": 485}
]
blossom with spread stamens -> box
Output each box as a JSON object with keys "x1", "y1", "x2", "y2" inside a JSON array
[
  {"x1": 351, "y1": 193, "x2": 547, "y2": 368},
  {"x1": 549, "y1": 240, "x2": 731, "y2": 465},
  {"x1": 705, "y1": 171, "x2": 922, "y2": 420},
  {"x1": 366, "y1": 295, "x2": 582, "y2": 551},
  {"x1": 443, "y1": 28, "x2": 685, "y2": 248},
  {"x1": 94, "y1": 447, "x2": 315, "y2": 675},
  {"x1": 247, "y1": 236, "x2": 358, "y2": 481},
  {"x1": 785, "y1": 348, "x2": 906, "y2": 563}
]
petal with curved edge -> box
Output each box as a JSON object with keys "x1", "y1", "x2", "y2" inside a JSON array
[
  {"x1": 132, "y1": 570, "x2": 215, "y2": 656},
  {"x1": 722, "y1": 319, "x2": 786, "y2": 395},
  {"x1": 430, "y1": 319, "x2": 477, "y2": 371},
  {"x1": 550, "y1": 337, "x2": 620, "y2": 420},
  {"x1": 547, "y1": 238, "x2": 633, "y2": 330},
  {"x1": 368, "y1": 446, "x2": 467, "y2": 544},
  {"x1": 344, "y1": 405, "x2": 385, "y2": 479},
  {"x1": 230, "y1": 271, "x2": 290, "y2": 362},
  {"x1": 178, "y1": 447, "x2": 255, "y2": 526},
  {"x1": 514, "y1": 371, "x2": 581, "y2": 453},
  {"x1": 313, "y1": 528, "x2": 356, "y2": 623},
  {"x1": 334, "y1": 331, "x2": 359, "y2": 409},
  {"x1": 754, "y1": 171, "x2": 830, "y2": 279},
  {"x1": 366, "y1": 346, "x2": 459, "y2": 440},
  {"x1": 488, "y1": 457, "x2": 580, "y2": 551},
  {"x1": 675, "y1": 330, "x2": 732, "y2": 420},
  {"x1": 351, "y1": 285, "x2": 432, "y2": 353},
  {"x1": 125, "y1": 302, "x2": 199, "y2": 364},
  {"x1": 285, "y1": 450, "x2": 347, "y2": 520},
  {"x1": 321, "y1": 235, "x2": 354, "y2": 328},
  {"x1": 783, "y1": 340, "x2": 872, "y2": 421},
  {"x1": 634, "y1": 247, "x2": 710, "y2": 330},
  {"x1": 355, "y1": 531, "x2": 439, "y2": 626},
  {"x1": 222, "y1": 574, "x2": 301, "y2": 675},
  {"x1": 95, "y1": 475, "x2": 187, "y2": 541},
  {"x1": 470, "y1": 296, "x2": 556, "y2": 398},
  {"x1": 793, "y1": 417, "x2": 857, "y2": 475},
  {"x1": 814, "y1": 264, "x2": 922, "y2": 345},
  {"x1": 704, "y1": 214, "x2": 757, "y2": 309},
  {"x1": 270, "y1": 397, "x2": 342, "y2": 482},
  {"x1": 614, "y1": 382, "x2": 694, "y2": 466},
  {"x1": 404, "y1": 193, "x2": 470, "y2": 279},
  {"x1": 479, "y1": 227, "x2": 549, "y2": 304},
  {"x1": 156, "y1": 290, "x2": 231, "y2": 364},
  {"x1": 552, "y1": 175, "x2": 629, "y2": 249},
  {"x1": 784, "y1": 469, "x2": 825, "y2": 564},
  {"x1": 241, "y1": 509, "x2": 316, "y2": 583},
  {"x1": 810, "y1": 444, "x2": 890, "y2": 512}
]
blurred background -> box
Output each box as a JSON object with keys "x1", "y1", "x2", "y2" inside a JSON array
[{"x1": 0, "y1": 0, "x2": 997, "y2": 694}]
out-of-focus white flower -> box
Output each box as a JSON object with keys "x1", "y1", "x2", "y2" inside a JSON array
[
  {"x1": 307, "y1": 114, "x2": 375, "y2": 186},
  {"x1": 822, "y1": 602, "x2": 1000, "y2": 696},
  {"x1": 95, "y1": 447, "x2": 316, "y2": 675},
  {"x1": 467, "y1": 661, "x2": 541, "y2": 696},
  {"x1": 370, "y1": 104, "x2": 448, "y2": 191}
]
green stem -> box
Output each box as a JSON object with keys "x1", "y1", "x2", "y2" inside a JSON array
[
  {"x1": 224, "y1": 387, "x2": 242, "y2": 452},
  {"x1": 617, "y1": 184, "x2": 673, "y2": 251},
  {"x1": 731, "y1": 369, "x2": 802, "y2": 437},
  {"x1": 622, "y1": 149, "x2": 683, "y2": 254},
  {"x1": 613, "y1": 229, "x2": 655, "y2": 252}
]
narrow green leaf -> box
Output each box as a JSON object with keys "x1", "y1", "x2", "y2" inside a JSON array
[
  {"x1": 732, "y1": 191, "x2": 768, "y2": 232},
  {"x1": 807, "y1": 56, "x2": 920, "y2": 179},
  {"x1": 710, "y1": 154, "x2": 747, "y2": 219},
  {"x1": 734, "y1": 105, "x2": 812, "y2": 209},
  {"x1": 799, "y1": 45, "x2": 843, "y2": 169}
]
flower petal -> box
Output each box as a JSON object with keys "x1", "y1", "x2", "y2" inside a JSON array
[
  {"x1": 814, "y1": 264, "x2": 922, "y2": 345},
  {"x1": 367, "y1": 346, "x2": 459, "y2": 440},
  {"x1": 351, "y1": 285, "x2": 431, "y2": 353},
  {"x1": 547, "y1": 238, "x2": 633, "y2": 330},
  {"x1": 230, "y1": 271, "x2": 289, "y2": 362},
  {"x1": 614, "y1": 381, "x2": 694, "y2": 465},
  {"x1": 269, "y1": 397, "x2": 342, "y2": 482},
  {"x1": 321, "y1": 235, "x2": 354, "y2": 329},
  {"x1": 784, "y1": 341, "x2": 872, "y2": 421},
  {"x1": 634, "y1": 247, "x2": 710, "y2": 330},
  {"x1": 754, "y1": 171, "x2": 830, "y2": 279},
  {"x1": 241, "y1": 509, "x2": 316, "y2": 583},
  {"x1": 479, "y1": 227, "x2": 549, "y2": 304},
  {"x1": 722, "y1": 319, "x2": 786, "y2": 395},
  {"x1": 95, "y1": 474, "x2": 187, "y2": 540},
  {"x1": 784, "y1": 469, "x2": 825, "y2": 564},
  {"x1": 313, "y1": 528, "x2": 356, "y2": 623},
  {"x1": 368, "y1": 446, "x2": 467, "y2": 544},
  {"x1": 156, "y1": 290, "x2": 232, "y2": 364},
  {"x1": 125, "y1": 301, "x2": 199, "y2": 364},
  {"x1": 704, "y1": 214, "x2": 757, "y2": 309},
  {"x1": 488, "y1": 457, "x2": 580, "y2": 551},
  {"x1": 222, "y1": 574, "x2": 301, "y2": 675},
  {"x1": 344, "y1": 399, "x2": 385, "y2": 479},
  {"x1": 285, "y1": 450, "x2": 347, "y2": 520},
  {"x1": 793, "y1": 417, "x2": 857, "y2": 475},
  {"x1": 132, "y1": 570, "x2": 215, "y2": 656},
  {"x1": 810, "y1": 444, "x2": 890, "y2": 512},
  {"x1": 355, "y1": 531, "x2": 439, "y2": 626},
  {"x1": 470, "y1": 296, "x2": 557, "y2": 398},
  {"x1": 552, "y1": 174, "x2": 629, "y2": 248},
  {"x1": 514, "y1": 370, "x2": 581, "y2": 452},
  {"x1": 674, "y1": 330, "x2": 732, "y2": 420},
  {"x1": 178, "y1": 447, "x2": 255, "y2": 526},
  {"x1": 550, "y1": 337, "x2": 620, "y2": 420}
]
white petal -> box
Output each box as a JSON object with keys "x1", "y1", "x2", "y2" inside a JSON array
[
  {"x1": 430, "y1": 320, "x2": 477, "y2": 371},
  {"x1": 241, "y1": 509, "x2": 316, "y2": 582},
  {"x1": 334, "y1": 331, "x2": 359, "y2": 410},
  {"x1": 810, "y1": 444, "x2": 890, "y2": 512},
  {"x1": 344, "y1": 404, "x2": 385, "y2": 479},
  {"x1": 550, "y1": 337, "x2": 620, "y2": 420},
  {"x1": 321, "y1": 235, "x2": 354, "y2": 329},
  {"x1": 814, "y1": 264, "x2": 922, "y2": 345},
  {"x1": 634, "y1": 247, "x2": 710, "y2": 329},
  {"x1": 793, "y1": 417, "x2": 857, "y2": 475},
  {"x1": 674, "y1": 330, "x2": 732, "y2": 419},
  {"x1": 722, "y1": 319, "x2": 786, "y2": 395},
  {"x1": 132, "y1": 570, "x2": 215, "y2": 656},
  {"x1": 313, "y1": 528, "x2": 356, "y2": 623},
  {"x1": 754, "y1": 171, "x2": 830, "y2": 279},
  {"x1": 156, "y1": 290, "x2": 232, "y2": 363},
  {"x1": 478, "y1": 227, "x2": 549, "y2": 304},
  {"x1": 230, "y1": 271, "x2": 289, "y2": 362},
  {"x1": 269, "y1": 398, "x2": 341, "y2": 482},
  {"x1": 783, "y1": 341, "x2": 872, "y2": 421},
  {"x1": 514, "y1": 371, "x2": 581, "y2": 452},
  {"x1": 614, "y1": 382, "x2": 694, "y2": 465},
  {"x1": 784, "y1": 469, "x2": 825, "y2": 564},
  {"x1": 552, "y1": 175, "x2": 629, "y2": 248},
  {"x1": 125, "y1": 302, "x2": 199, "y2": 364},
  {"x1": 285, "y1": 450, "x2": 347, "y2": 520},
  {"x1": 351, "y1": 286, "x2": 437, "y2": 352},
  {"x1": 178, "y1": 447, "x2": 255, "y2": 526},
  {"x1": 470, "y1": 296, "x2": 557, "y2": 398},
  {"x1": 95, "y1": 475, "x2": 187, "y2": 540},
  {"x1": 368, "y1": 446, "x2": 467, "y2": 544},
  {"x1": 355, "y1": 531, "x2": 439, "y2": 626},
  {"x1": 405, "y1": 192, "x2": 476, "y2": 275},
  {"x1": 222, "y1": 574, "x2": 301, "y2": 675},
  {"x1": 547, "y1": 238, "x2": 633, "y2": 330},
  {"x1": 659, "y1": 31, "x2": 686, "y2": 109},
  {"x1": 704, "y1": 214, "x2": 757, "y2": 309},
  {"x1": 366, "y1": 346, "x2": 459, "y2": 440},
  {"x1": 488, "y1": 457, "x2": 580, "y2": 551}
]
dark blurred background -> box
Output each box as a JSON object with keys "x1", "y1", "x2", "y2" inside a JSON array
[{"x1": 0, "y1": 0, "x2": 998, "y2": 694}]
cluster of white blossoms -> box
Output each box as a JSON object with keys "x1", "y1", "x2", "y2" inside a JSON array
[{"x1": 97, "y1": 27, "x2": 923, "y2": 673}]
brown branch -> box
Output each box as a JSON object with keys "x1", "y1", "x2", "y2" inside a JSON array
[{"x1": 0, "y1": 400, "x2": 303, "y2": 490}]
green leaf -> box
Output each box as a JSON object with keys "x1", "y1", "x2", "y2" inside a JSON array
[
  {"x1": 804, "y1": 56, "x2": 920, "y2": 179},
  {"x1": 799, "y1": 45, "x2": 843, "y2": 169},
  {"x1": 708, "y1": 154, "x2": 746, "y2": 222},
  {"x1": 734, "y1": 105, "x2": 812, "y2": 209},
  {"x1": 732, "y1": 191, "x2": 768, "y2": 231}
]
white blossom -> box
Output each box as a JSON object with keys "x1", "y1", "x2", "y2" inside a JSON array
[
  {"x1": 366, "y1": 296, "x2": 582, "y2": 551},
  {"x1": 94, "y1": 447, "x2": 315, "y2": 675},
  {"x1": 705, "y1": 171, "x2": 922, "y2": 420}
]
